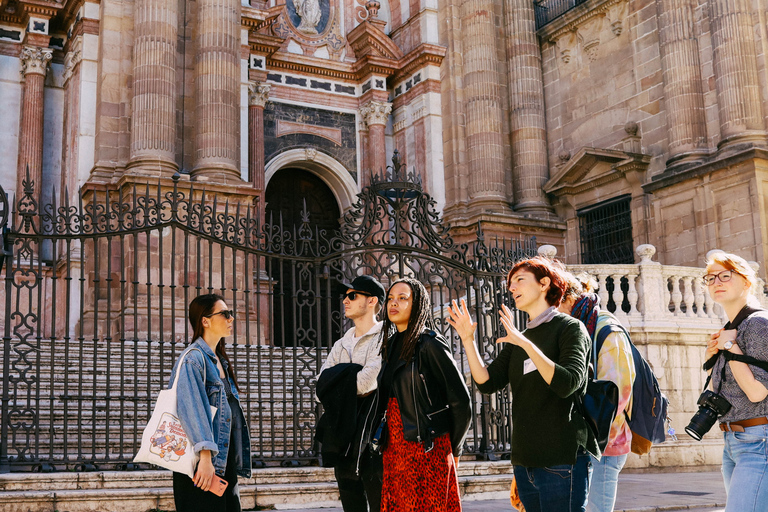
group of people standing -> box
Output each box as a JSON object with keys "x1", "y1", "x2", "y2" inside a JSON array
[{"x1": 165, "y1": 250, "x2": 768, "y2": 512}]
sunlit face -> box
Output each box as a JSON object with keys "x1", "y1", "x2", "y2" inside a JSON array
[
  {"x1": 508, "y1": 269, "x2": 549, "y2": 314},
  {"x1": 203, "y1": 300, "x2": 234, "y2": 339},
  {"x1": 343, "y1": 289, "x2": 372, "y2": 320},
  {"x1": 706, "y1": 263, "x2": 750, "y2": 305},
  {"x1": 387, "y1": 282, "x2": 413, "y2": 332}
]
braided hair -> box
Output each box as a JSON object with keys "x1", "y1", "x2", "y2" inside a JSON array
[{"x1": 380, "y1": 277, "x2": 434, "y2": 362}]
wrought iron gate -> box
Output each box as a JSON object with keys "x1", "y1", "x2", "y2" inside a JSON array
[{"x1": 0, "y1": 156, "x2": 536, "y2": 472}]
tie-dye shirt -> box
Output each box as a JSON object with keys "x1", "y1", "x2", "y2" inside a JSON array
[{"x1": 594, "y1": 312, "x2": 636, "y2": 456}]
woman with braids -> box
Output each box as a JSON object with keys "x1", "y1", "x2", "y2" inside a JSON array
[
  {"x1": 447, "y1": 257, "x2": 596, "y2": 512},
  {"x1": 169, "y1": 294, "x2": 251, "y2": 512},
  {"x1": 374, "y1": 277, "x2": 471, "y2": 511},
  {"x1": 559, "y1": 273, "x2": 636, "y2": 512}
]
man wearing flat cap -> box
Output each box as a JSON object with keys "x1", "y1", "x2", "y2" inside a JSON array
[{"x1": 316, "y1": 275, "x2": 386, "y2": 512}]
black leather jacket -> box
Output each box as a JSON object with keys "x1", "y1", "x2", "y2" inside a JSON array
[{"x1": 370, "y1": 329, "x2": 471, "y2": 457}]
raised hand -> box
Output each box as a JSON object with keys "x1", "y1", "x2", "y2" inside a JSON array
[
  {"x1": 497, "y1": 304, "x2": 523, "y2": 346},
  {"x1": 447, "y1": 298, "x2": 478, "y2": 343}
]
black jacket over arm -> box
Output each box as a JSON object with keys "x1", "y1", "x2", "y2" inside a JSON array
[{"x1": 315, "y1": 363, "x2": 364, "y2": 467}]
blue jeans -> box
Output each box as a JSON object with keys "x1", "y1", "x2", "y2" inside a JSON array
[
  {"x1": 587, "y1": 453, "x2": 627, "y2": 512},
  {"x1": 722, "y1": 424, "x2": 768, "y2": 512},
  {"x1": 513, "y1": 449, "x2": 592, "y2": 512}
]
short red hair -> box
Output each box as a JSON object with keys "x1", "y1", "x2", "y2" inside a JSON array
[{"x1": 507, "y1": 256, "x2": 568, "y2": 306}]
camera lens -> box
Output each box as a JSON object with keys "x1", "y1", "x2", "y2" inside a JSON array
[{"x1": 685, "y1": 407, "x2": 719, "y2": 441}]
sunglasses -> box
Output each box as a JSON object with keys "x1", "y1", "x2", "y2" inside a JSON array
[
  {"x1": 343, "y1": 291, "x2": 372, "y2": 301},
  {"x1": 207, "y1": 309, "x2": 235, "y2": 320}
]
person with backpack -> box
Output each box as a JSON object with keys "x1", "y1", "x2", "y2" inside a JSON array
[
  {"x1": 559, "y1": 273, "x2": 636, "y2": 512},
  {"x1": 448, "y1": 257, "x2": 596, "y2": 512},
  {"x1": 701, "y1": 252, "x2": 768, "y2": 512}
]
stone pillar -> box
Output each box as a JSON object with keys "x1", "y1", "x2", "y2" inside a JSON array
[
  {"x1": 708, "y1": 0, "x2": 767, "y2": 148},
  {"x1": 193, "y1": 0, "x2": 242, "y2": 179},
  {"x1": 128, "y1": 0, "x2": 178, "y2": 175},
  {"x1": 16, "y1": 46, "x2": 52, "y2": 200},
  {"x1": 656, "y1": 0, "x2": 707, "y2": 164},
  {"x1": 505, "y1": 0, "x2": 551, "y2": 213},
  {"x1": 248, "y1": 82, "x2": 270, "y2": 193},
  {"x1": 461, "y1": 0, "x2": 506, "y2": 204},
  {"x1": 61, "y1": 40, "x2": 83, "y2": 200},
  {"x1": 360, "y1": 100, "x2": 392, "y2": 184}
]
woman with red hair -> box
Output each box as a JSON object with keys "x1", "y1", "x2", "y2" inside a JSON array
[{"x1": 448, "y1": 257, "x2": 596, "y2": 512}]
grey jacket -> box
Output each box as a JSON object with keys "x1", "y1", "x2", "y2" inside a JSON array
[{"x1": 319, "y1": 321, "x2": 383, "y2": 395}]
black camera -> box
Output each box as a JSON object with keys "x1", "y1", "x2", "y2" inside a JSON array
[{"x1": 685, "y1": 390, "x2": 732, "y2": 441}]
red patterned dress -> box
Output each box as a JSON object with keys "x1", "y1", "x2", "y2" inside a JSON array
[{"x1": 380, "y1": 397, "x2": 462, "y2": 512}]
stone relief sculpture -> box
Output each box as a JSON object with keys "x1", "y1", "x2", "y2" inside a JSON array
[{"x1": 293, "y1": 0, "x2": 322, "y2": 34}]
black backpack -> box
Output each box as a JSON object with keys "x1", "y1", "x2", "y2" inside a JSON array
[{"x1": 596, "y1": 322, "x2": 669, "y2": 455}]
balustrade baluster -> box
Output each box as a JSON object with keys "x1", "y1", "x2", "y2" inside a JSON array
[
  {"x1": 703, "y1": 281, "x2": 716, "y2": 319},
  {"x1": 626, "y1": 272, "x2": 639, "y2": 315},
  {"x1": 694, "y1": 276, "x2": 706, "y2": 317},
  {"x1": 670, "y1": 275, "x2": 683, "y2": 316},
  {"x1": 612, "y1": 272, "x2": 628, "y2": 321},
  {"x1": 597, "y1": 273, "x2": 611, "y2": 313},
  {"x1": 682, "y1": 276, "x2": 695, "y2": 317}
]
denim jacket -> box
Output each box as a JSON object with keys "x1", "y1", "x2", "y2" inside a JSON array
[{"x1": 168, "y1": 338, "x2": 252, "y2": 478}]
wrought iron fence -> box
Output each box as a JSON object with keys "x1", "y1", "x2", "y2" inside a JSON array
[
  {"x1": 0, "y1": 154, "x2": 536, "y2": 472},
  {"x1": 534, "y1": 0, "x2": 590, "y2": 29}
]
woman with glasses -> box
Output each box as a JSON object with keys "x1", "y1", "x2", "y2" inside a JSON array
[
  {"x1": 375, "y1": 277, "x2": 471, "y2": 511},
  {"x1": 170, "y1": 293, "x2": 251, "y2": 512},
  {"x1": 702, "y1": 252, "x2": 768, "y2": 512},
  {"x1": 447, "y1": 257, "x2": 596, "y2": 512}
]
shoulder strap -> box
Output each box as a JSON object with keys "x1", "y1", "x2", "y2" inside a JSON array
[{"x1": 171, "y1": 347, "x2": 206, "y2": 390}]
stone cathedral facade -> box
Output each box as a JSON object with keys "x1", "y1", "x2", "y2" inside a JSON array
[{"x1": 1, "y1": 0, "x2": 768, "y2": 270}]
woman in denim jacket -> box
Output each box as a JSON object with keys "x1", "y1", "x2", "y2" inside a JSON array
[{"x1": 170, "y1": 293, "x2": 252, "y2": 512}]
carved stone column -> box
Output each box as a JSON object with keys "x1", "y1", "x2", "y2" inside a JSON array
[
  {"x1": 61, "y1": 39, "x2": 83, "y2": 199},
  {"x1": 656, "y1": 0, "x2": 707, "y2": 164},
  {"x1": 193, "y1": 0, "x2": 242, "y2": 179},
  {"x1": 248, "y1": 82, "x2": 270, "y2": 193},
  {"x1": 16, "y1": 46, "x2": 52, "y2": 199},
  {"x1": 709, "y1": 0, "x2": 766, "y2": 148},
  {"x1": 360, "y1": 100, "x2": 392, "y2": 185},
  {"x1": 128, "y1": 0, "x2": 178, "y2": 175},
  {"x1": 505, "y1": 0, "x2": 551, "y2": 213}
]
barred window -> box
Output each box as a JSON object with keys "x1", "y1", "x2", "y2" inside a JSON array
[{"x1": 578, "y1": 195, "x2": 634, "y2": 264}]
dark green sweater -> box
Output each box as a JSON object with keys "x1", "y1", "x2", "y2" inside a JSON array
[{"x1": 476, "y1": 312, "x2": 597, "y2": 467}]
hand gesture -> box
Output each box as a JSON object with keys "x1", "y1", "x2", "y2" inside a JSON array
[
  {"x1": 193, "y1": 450, "x2": 216, "y2": 492},
  {"x1": 447, "y1": 299, "x2": 477, "y2": 343},
  {"x1": 497, "y1": 304, "x2": 522, "y2": 346},
  {"x1": 705, "y1": 330, "x2": 721, "y2": 361}
]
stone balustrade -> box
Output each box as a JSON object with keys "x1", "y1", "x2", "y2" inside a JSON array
[{"x1": 538, "y1": 243, "x2": 768, "y2": 470}]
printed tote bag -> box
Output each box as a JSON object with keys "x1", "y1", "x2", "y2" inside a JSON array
[{"x1": 134, "y1": 348, "x2": 217, "y2": 478}]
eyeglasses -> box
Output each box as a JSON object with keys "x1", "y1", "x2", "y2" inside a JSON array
[
  {"x1": 702, "y1": 270, "x2": 739, "y2": 286},
  {"x1": 343, "y1": 291, "x2": 371, "y2": 301},
  {"x1": 207, "y1": 309, "x2": 235, "y2": 320}
]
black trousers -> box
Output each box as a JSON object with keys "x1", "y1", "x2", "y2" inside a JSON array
[
  {"x1": 334, "y1": 449, "x2": 383, "y2": 512},
  {"x1": 173, "y1": 433, "x2": 241, "y2": 512}
]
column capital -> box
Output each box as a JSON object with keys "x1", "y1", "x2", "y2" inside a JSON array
[
  {"x1": 20, "y1": 46, "x2": 53, "y2": 77},
  {"x1": 62, "y1": 38, "x2": 83, "y2": 85},
  {"x1": 248, "y1": 82, "x2": 271, "y2": 107},
  {"x1": 360, "y1": 100, "x2": 392, "y2": 126}
]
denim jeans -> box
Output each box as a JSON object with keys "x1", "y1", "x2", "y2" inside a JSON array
[
  {"x1": 722, "y1": 424, "x2": 768, "y2": 512},
  {"x1": 587, "y1": 453, "x2": 627, "y2": 512},
  {"x1": 513, "y1": 449, "x2": 592, "y2": 512}
]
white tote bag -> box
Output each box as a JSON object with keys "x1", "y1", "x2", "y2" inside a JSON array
[{"x1": 133, "y1": 348, "x2": 217, "y2": 478}]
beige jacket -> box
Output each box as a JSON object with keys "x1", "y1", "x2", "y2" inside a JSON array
[{"x1": 319, "y1": 321, "x2": 383, "y2": 396}]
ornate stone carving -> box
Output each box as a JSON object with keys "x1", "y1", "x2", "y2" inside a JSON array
[
  {"x1": 636, "y1": 244, "x2": 657, "y2": 263},
  {"x1": 62, "y1": 38, "x2": 83, "y2": 85},
  {"x1": 20, "y1": 46, "x2": 52, "y2": 77},
  {"x1": 293, "y1": 0, "x2": 322, "y2": 35},
  {"x1": 304, "y1": 147, "x2": 318, "y2": 161},
  {"x1": 248, "y1": 82, "x2": 271, "y2": 107},
  {"x1": 624, "y1": 121, "x2": 638, "y2": 136},
  {"x1": 584, "y1": 40, "x2": 599, "y2": 62},
  {"x1": 359, "y1": 100, "x2": 392, "y2": 126},
  {"x1": 561, "y1": 48, "x2": 571, "y2": 64},
  {"x1": 611, "y1": 20, "x2": 623, "y2": 36},
  {"x1": 538, "y1": 245, "x2": 558, "y2": 259}
]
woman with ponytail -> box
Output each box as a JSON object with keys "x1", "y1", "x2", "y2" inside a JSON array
[
  {"x1": 559, "y1": 274, "x2": 636, "y2": 512},
  {"x1": 374, "y1": 278, "x2": 471, "y2": 511},
  {"x1": 170, "y1": 294, "x2": 251, "y2": 512}
]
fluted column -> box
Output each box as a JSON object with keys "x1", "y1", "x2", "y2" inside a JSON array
[
  {"x1": 461, "y1": 0, "x2": 506, "y2": 203},
  {"x1": 16, "y1": 46, "x2": 52, "y2": 200},
  {"x1": 709, "y1": 0, "x2": 767, "y2": 148},
  {"x1": 193, "y1": 0, "x2": 242, "y2": 179},
  {"x1": 360, "y1": 100, "x2": 392, "y2": 186},
  {"x1": 505, "y1": 0, "x2": 550, "y2": 213},
  {"x1": 129, "y1": 0, "x2": 178, "y2": 175},
  {"x1": 248, "y1": 82, "x2": 270, "y2": 192},
  {"x1": 657, "y1": 0, "x2": 708, "y2": 163}
]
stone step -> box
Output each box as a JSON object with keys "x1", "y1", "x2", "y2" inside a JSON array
[{"x1": 0, "y1": 462, "x2": 513, "y2": 512}]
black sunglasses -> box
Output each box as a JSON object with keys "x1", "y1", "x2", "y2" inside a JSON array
[
  {"x1": 207, "y1": 309, "x2": 235, "y2": 320},
  {"x1": 343, "y1": 291, "x2": 372, "y2": 301}
]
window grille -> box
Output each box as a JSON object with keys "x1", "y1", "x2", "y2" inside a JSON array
[
  {"x1": 578, "y1": 195, "x2": 634, "y2": 264},
  {"x1": 534, "y1": 0, "x2": 590, "y2": 30}
]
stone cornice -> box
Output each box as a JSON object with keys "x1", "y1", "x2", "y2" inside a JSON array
[
  {"x1": 19, "y1": 0, "x2": 63, "y2": 19},
  {"x1": 347, "y1": 20, "x2": 403, "y2": 60},
  {"x1": 240, "y1": 5, "x2": 268, "y2": 30},
  {"x1": 544, "y1": 146, "x2": 651, "y2": 196},
  {"x1": 393, "y1": 43, "x2": 446, "y2": 82},
  {"x1": 537, "y1": 0, "x2": 624, "y2": 42}
]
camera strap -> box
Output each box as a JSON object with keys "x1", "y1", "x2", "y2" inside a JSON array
[{"x1": 701, "y1": 305, "x2": 767, "y2": 393}]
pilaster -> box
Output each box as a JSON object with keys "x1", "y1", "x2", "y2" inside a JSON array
[
  {"x1": 360, "y1": 100, "x2": 392, "y2": 187},
  {"x1": 248, "y1": 82, "x2": 270, "y2": 195}
]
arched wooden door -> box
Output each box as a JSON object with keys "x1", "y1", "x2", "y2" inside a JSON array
[{"x1": 265, "y1": 168, "x2": 344, "y2": 347}]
